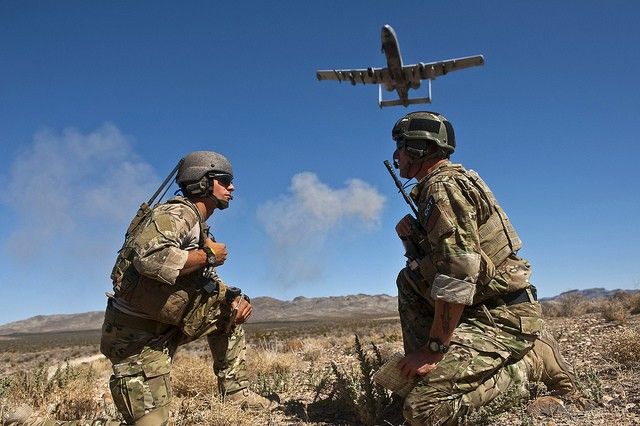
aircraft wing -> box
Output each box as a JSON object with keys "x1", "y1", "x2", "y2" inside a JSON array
[
  {"x1": 407, "y1": 55, "x2": 485, "y2": 80},
  {"x1": 316, "y1": 67, "x2": 390, "y2": 85}
]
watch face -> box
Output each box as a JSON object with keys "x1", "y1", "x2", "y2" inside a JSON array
[
  {"x1": 204, "y1": 247, "x2": 216, "y2": 266},
  {"x1": 428, "y1": 339, "x2": 448, "y2": 353}
]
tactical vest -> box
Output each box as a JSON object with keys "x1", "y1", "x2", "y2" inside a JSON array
[
  {"x1": 464, "y1": 167, "x2": 522, "y2": 269},
  {"x1": 110, "y1": 197, "x2": 226, "y2": 338},
  {"x1": 413, "y1": 163, "x2": 523, "y2": 290}
]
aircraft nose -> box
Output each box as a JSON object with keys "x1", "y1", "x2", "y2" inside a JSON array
[{"x1": 381, "y1": 24, "x2": 396, "y2": 41}]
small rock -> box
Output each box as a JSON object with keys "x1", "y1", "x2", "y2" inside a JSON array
[
  {"x1": 526, "y1": 396, "x2": 567, "y2": 417},
  {"x1": 574, "y1": 396, "x2": 597, "y2": 410}
]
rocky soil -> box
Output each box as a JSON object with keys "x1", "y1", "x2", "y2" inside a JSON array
[{"x1": 2, "y1": 311, "x2": 639, "y2": 425}]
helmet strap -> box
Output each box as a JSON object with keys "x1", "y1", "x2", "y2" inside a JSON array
[
  {"x1": 206, "y1": 178, "x2": 230, "y2": 210},
  {"x1": 210, "y1": 195, "x2": 229, "y2": 210}
]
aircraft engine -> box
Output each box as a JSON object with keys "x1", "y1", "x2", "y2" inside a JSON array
[{"x1": 418, "y1": 62, "x2": 429, "y2": 79}]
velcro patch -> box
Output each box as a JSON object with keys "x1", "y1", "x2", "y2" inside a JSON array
[
  {"x1": 423, "y1": 195, "x2": 435, "y2": 222},
  {"x1": 424, "y1": 203, "x2": 456, "y2": 239}
]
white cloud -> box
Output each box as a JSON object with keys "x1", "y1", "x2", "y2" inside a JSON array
[
  {"x1": 1, "y1": 123, "x2": 158, "y2": 259},
  {"x1": 257, "y1": 172, "x2": 385, "y2": 285}
]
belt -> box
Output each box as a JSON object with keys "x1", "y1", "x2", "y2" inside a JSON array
[
  {"x1": 105, "y1": 301, "x2": 174, "y2": 335},
  {"x1": 481, "y1": 285, "x2": 537, "y2": 310}
]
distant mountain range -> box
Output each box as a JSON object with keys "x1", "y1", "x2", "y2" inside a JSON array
[
  {"x1": 0, "y1": 293, "x2": 399, "y2": 335},
  {"x1": 1, "y1": 288, "x2": 636, "y2": 336}
]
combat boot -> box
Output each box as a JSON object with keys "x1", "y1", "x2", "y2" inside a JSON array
[
  {"x1": 225, "y1": 388, "x2": 279, "y2": 411},
  {"x1": 4, "y1": 404, "x2": 51, "y2": 426},
  {"x1": 531, "y1": 329, "x2": 576, "y2": 396}
]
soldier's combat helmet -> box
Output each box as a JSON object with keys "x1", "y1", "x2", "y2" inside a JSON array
[
  {"x1": 176, "y1": 151, "x2": 233, "y2": 209},
  {"x1": 392, "y1": 111, "x2": 455, "y2": 159}
]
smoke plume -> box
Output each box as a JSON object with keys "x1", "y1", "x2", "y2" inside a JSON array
[
  {"x1": 257, "y1": 172, "x2": 385, "y2": 285},
  {"x1": 1, "y1": 123, "x2": 157, "y2": 259}
]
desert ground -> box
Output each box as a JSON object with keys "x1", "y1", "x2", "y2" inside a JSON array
[{"x1": 1, "y1": 293, "x2": 639, "y2": 425}]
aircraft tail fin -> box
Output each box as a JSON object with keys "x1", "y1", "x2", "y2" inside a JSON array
[
  {"x1": 378, "y1": 82, "x2": 432, "y2": 108},
  {"x1": 378, "y1": 97, "x2": 431, "y2": 108}
]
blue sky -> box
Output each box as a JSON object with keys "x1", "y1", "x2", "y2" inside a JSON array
[{"x1": 1, "y1": 1, "x2": 639, "y2": 325}]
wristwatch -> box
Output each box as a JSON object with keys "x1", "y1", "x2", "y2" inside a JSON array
[
  {"x1": 426, "y1": 337, "x2": 449, "y2": 354},
  {"x1": 203, "y1": 246, "x2": 217, "y2": 267}
]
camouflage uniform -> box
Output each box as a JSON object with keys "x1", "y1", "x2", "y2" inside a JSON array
[
  {"x1": 397, "y1": 161, "x2": 572, "y2": 425},
  {"x1": 99, "y1": 195, "x2": 248, "y2": 425}
]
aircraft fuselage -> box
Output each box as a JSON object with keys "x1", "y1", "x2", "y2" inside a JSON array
[
  {"x1": 381, "y1": 24, "x2": 413, "y2": 102},
  {"x1": 381, "y1": 24, "x2": 403, "y2": 72},
  {"x1": 316, "y1": 24, "x2": 484, "y2": 108}
]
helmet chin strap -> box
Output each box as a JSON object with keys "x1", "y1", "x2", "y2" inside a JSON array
[
  {"x1": 204, "y1": 177, "x2": 233, "y2": 210},
  {"x1": 207, "y1": 194, "x2": 230, "y2": 210},
  {"x1": 393, "y1": 152, "x2": 420, "y2": 180}
]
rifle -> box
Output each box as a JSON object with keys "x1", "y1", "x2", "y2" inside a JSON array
[
  {"x1": 123, "y1": 160, "x2": 182, "y2": 239},
  {"x1": 383, "y1": 160, "x2": 426, "y2": 262}
]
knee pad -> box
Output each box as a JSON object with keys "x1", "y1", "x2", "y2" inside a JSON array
[
  {"x1": 109, "y1": 372, "x2": 172, "y2": 424},
  {"x1": 404, "y1": 392, "x2": 456, "y2": 426}
]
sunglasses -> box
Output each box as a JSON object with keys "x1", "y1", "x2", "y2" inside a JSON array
[
  {"x1": 211, "y1": 173, "x2": 233, "y2": 187},
  {"x1": 395, "y1": 140, "x2": 408, "y2": 150},
  {"x1": 395, "y1": 138, "x2": 433, "y2": 151}
]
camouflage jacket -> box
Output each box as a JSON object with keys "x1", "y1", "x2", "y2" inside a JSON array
[
  {"x1": 110, "y1": 196, "x2": 221, "y2": 324},
  {"x1": 410, "y1": 161, "x2": 530, "y2": 307}
]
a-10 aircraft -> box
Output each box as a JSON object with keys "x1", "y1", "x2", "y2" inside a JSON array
[{"x1": 316, "y1": 25, "x2": 485, "y2": 108}]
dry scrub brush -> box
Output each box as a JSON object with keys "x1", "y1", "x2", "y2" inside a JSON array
[
  {"x1": 171, "y1": 353, "x2": 217, "y2": 397},
  {"x1": 556, "y1": 293, "x2": 590, "y2": 317},
  {"x1": 543, "y1": 291, "x2": 640, "y2": 321},
  {"x1": 609, "y1": 329, "x2": 640, "y2": 365},
  {"x1": 0, "y1": 362, "x2": 111, "y2": 421},
  {"x1": 601, "y1": 300, "x2": 631, "y2": 325},
  {"x1": 172, "y1": 394, "x2": 263, "y2": 426}
]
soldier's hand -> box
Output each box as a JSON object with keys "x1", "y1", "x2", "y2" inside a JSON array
[
  {"x1": 205, "y1": 238, "x2": 228, "y2": 265},
  {"x1": 232, "y1": 296, "x2": 252, "y2": 325},
  {"x1": 395, "y1": 214, "x2": 414, "y2": 240},
  {"x1": 398, "y1": 348, "x2": 444, "y2": 379}
]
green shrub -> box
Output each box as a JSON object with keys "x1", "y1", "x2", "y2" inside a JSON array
[{"x1": 328, "y1": 335, "x2": 393, "y2": 426}]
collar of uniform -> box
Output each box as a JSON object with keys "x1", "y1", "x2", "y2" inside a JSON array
[
  {"x1": 425, "y1": 159, "x2": 453, "y2": 180},
  {"x1": 170, "y1": 195, "x2": 204, "y2": 224},
  {"x1": 410, "y1": 160, "x2": 452, "y2": 201}
]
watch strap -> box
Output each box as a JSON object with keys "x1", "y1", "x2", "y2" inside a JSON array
[
  {"x1": 203, "y1": 246, "x2": 217, "y2": 267},
  {"x1": 426, "y1": 337, "x2": 449, "y2": 354}
]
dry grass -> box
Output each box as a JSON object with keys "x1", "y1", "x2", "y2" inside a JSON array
[
  {"x1": 609, "y1": 328, "x2": 640, "y2": 364},
  {"x1": 0, "y1": 362, "x2": 112, "y2": 422},
  {"x1": 171, "y1": 353, "x2": 217, "y2": 397},
  {"x1": 544, "y1": 292, "x2": 639, "y2": 324},
  {"x1": 631, "y1": 293, "x2": 640, "y2": 314},
  {"x1": 556, "y1": 293, "x2": 590, "y2": 317},
  {"x1": 601, "y1": 300, "x2": 631, "y2": 325},
  {"x1": 1, "y1": 312, "x2": 639, "y2": 425},
  {"x1": 172, "y1": 394, "x2": 263, "y2": 426}
]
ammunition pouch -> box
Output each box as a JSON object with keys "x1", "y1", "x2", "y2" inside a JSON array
[
  {"x1": 121, "y1": 275, "x2": 194, "y2": 326},
  {"x1": 405, "y1": 227, "x2": 438, "y2": 286},
  {"x1": 115, "y1": 268, "x2": 229, "y2": 338}
]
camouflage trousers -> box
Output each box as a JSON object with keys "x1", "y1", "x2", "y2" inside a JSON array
[
  {"x1": 397, "y1": 268, "x2": 544, "y2": 426},
  {"x1": 93, "y1": 302, "x2": 247, "y2": 425}
]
